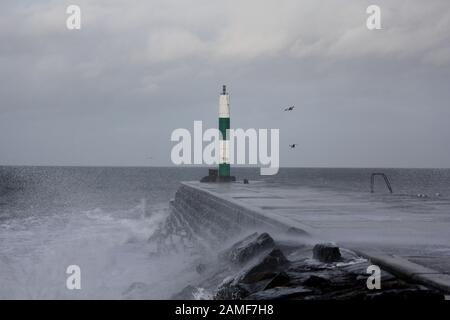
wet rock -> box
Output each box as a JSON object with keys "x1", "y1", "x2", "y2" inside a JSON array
[
  {"x1": 215, "y1": 277, "x2": 250, "y2": 300},
  {"x1": 210, "y1": 235, "x2": 445, "y2": 301},
  {"x1": 315, "y1": 288, "x2": 367, "y2": 300},
  {"x1": 264, "y1": 272, "x2": 291, "y2": 290},
  {"x1": 220, "y1": 232, "x2": 275, "y2": 265},
  {"x1": 303, "y1": 275, "x2": 332, "y2": 289},
  {"x1": 313, "y1": 243, "x2": 341, "y2": 263},
  {"x1": 245, "y1": 286, "x2": 313, "y2": 300},
  {"x1": 240, "y1": 249, "x2": 289, "y2": 284}
]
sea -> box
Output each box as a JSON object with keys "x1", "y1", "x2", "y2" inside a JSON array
[{"x1": 1, "y1": 166, "x2": 449, "y2": 299}]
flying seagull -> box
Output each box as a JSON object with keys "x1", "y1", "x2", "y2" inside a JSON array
[
  {"x1": 289, "y1": 144, "x2": 297, "y2": 149},
  {"x1": 284, "y1": 105, "x2": 295, "y2": 111}
]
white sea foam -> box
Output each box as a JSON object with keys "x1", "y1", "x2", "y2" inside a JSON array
[{"x1": 0, "y1": 201, "x2": 199, "y2": 299}]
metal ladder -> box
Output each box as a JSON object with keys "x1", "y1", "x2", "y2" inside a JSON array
[{"x1": 370, "y1": 173, "x2": 393, "y2": 193}]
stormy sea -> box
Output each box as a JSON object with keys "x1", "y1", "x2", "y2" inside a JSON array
[{"x1": 1, "y1": 166, "x2": 449, "y2": 299}]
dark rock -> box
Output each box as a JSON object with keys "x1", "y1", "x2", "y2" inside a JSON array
[
  {"x1": 314, "y1": 288, "x2": 367, "y2": 300},
  {"x1": 245, "y1": 286, "x2": 313, "y2": 300},
  {"x1": 241, "y1": 271, "x2": 277, "y2": 285},
  {"x1": 303, "y1": 275, "x2": 332, "y2": 289},
  {"x1": 215, "y1": 278, "x2": 250, "y2": 300},
  {"x1": 171, "y1": 285, "x2": 198, "y2": 300},
  {"x1": 240, "y1": 249, "x2": 289, "y2": 284},
  {"x1": 243, "y1": 179, "x2": 249, "y2": 184},
  {"x1": 264, "y1": 272, "x2": 291, "y2": 290},
  {"x1": 212, "y1": 235, "x2": 446, "y2": 301},
  {"x1": 220, "y1": 232, "x2": 275, "y2": 264},
  {"x1": 196, "y1": 263, "x2": 206, "y2": 274},
  {"x1": 307, "y1": 270, "x2": 358, "y2": 291},
  {"x1": 313, "y1": 243, "x2": 342, "y2": 263}
]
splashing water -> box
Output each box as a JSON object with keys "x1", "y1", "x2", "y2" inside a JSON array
[
  {"x1": 0, "y1": 201, "x2": 199, "y2": 299},
  {"x1": 2, "y1": 166, "x2": 450, "y2": 299}
]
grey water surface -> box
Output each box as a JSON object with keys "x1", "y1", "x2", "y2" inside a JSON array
[{"x1": 1, "y1": 166, "x2": 449, "y2": 299}]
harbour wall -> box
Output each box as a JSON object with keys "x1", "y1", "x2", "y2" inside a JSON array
[
  {"x1": 169, "y1": 181, "x2": 450, "y2": 293},
  {"x1": 169, "y1": 182, "x2": 307, "y2": 243}
]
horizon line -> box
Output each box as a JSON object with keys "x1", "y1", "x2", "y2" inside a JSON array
[{"x1": 1, "y1": 164, "x2": 450, "y2": 170}]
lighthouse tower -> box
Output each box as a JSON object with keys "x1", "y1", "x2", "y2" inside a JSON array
[
  {"x1": 200, "y1": 85, "x2": 236, "y2": 183},
  {"x1": 219, "y1": 85, "x2": 231, "y2": 177}
]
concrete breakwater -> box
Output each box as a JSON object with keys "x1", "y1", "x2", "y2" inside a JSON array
[
  {"x1": 169, "y1": 182, "x2": 295, "y2": 245},
  {"x1": 161, "y1": 181, "x2": 450, "y2": 299}
]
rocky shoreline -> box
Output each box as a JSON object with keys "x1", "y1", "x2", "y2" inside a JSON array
[{"x1": 170, "y1": 232, "x2": 445, "y2": 300}]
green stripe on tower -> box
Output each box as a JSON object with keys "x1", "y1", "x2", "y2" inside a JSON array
[
  {"x1": 219, "y1": 164, "x2": 230, "y2": 177},
  {"x1": 219, "y1": 117, "x2": 230, "y2": 177},
  {"x1": 219, "y1": 118, "x2": 230, "y2": 139}
]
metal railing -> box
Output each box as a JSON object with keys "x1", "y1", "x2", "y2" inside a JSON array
[{"x1": 370, "y1": 173, "x2": 393, "y2": 193}]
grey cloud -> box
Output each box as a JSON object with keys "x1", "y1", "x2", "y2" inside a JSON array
[{"x1": 1, "y1": 0, "x2": 450, "y2": 167}]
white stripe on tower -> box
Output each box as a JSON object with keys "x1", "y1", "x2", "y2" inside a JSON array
[{"x1": 219, "y1": 93, "x2": 230, "y2": 118}]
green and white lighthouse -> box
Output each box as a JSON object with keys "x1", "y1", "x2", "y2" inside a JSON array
[{"x1": 219, "y1": 85, "x2": 230, "y2": 177}]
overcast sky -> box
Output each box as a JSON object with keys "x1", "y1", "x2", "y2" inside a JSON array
[{"x1": 1, "y1": 0, "x2": 449, "y2": 167}]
